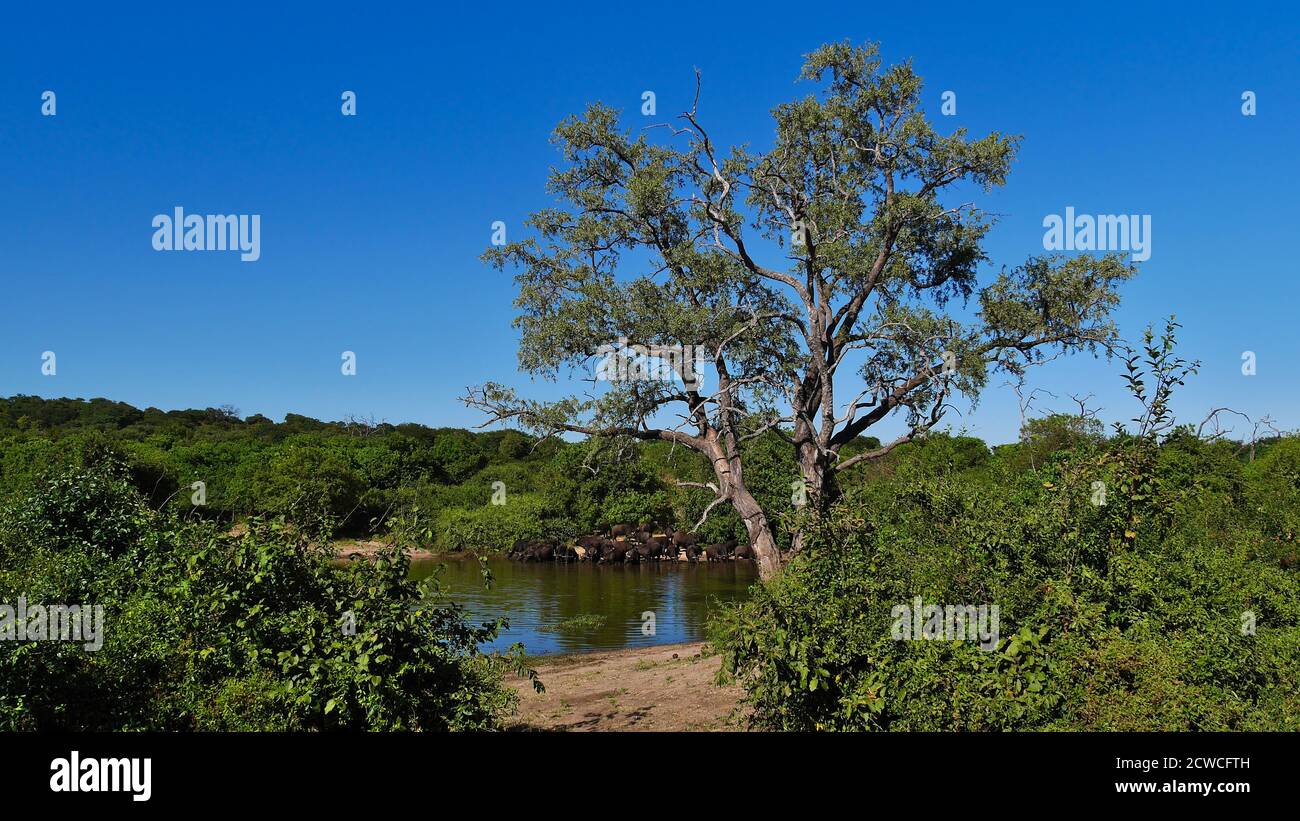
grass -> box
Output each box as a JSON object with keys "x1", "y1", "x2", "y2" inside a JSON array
[{"x1": 538, "y1": 613, "x2": 608, "y2": 634}]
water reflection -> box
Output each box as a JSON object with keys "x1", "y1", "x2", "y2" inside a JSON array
[{"x1": 410, "y1": 557, "x2": 758, "y2": 656}]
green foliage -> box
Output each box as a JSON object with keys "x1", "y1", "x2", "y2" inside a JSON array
[
  {"x1": 999, "y1": 413, "x2": 1105, "y2": 473},
  {"x1": 712, "y1": 331, "x2": 1300, "y2": 731},
  {"x1": 1245, "y1": 437, "x2": 1300, "y2": 551},
  {"x1": 437, "y1": 493, "x2": 574, "y2": 553},
  {"x1": 711, "y1": 437, "x2": 1300, "y2": 730},
  {"x1": 0, "y1": 397, "x2": 686, "y2": 552},
  {"x1": 0, "y1": 465, "x2": 532, "y2": 731}
]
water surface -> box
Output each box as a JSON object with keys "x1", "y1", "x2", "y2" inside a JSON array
[{"x1": 410, "y1": 557, "x2": 758, "y2": 656}]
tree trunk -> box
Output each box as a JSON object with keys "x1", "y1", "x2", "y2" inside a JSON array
[
  {"x1": 790, "y1": 443, "x2": 840, "y2": 556},
  {"x1": 796, "y1": 440, "x2": 842, "y2": 512},
  {"x1": 730, "y1": 485, "x2": 782, "y2": 580},
  {"x1": 702, "y1": 433, "x2": 782, "y2": 580}
]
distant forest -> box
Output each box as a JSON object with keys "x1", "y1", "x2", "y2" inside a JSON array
[
  {"x1": 2, "y1": 394, "x2": 1293, "y2": 559},
  {"x1": 0, "y1": 394, "x2": 882, "y2": 550}
]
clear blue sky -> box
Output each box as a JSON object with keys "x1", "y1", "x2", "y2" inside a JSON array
[{"x1": 2, "y1": 2, "x2": 1296, "y2": 444}]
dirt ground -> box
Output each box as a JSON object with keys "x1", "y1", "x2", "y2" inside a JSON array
[
  {"x1": 331, "y1": 539, "x2": 438, "y2": 561},
  {"x1": 506, "y1": 641, "x2": 749, "y2": 731},
  {"x1": 224, "y1": 523, "x2": 441, "y2": 562}
]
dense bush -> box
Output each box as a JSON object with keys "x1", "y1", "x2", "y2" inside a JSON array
[
  {"x1": 0, "y1": 464, "x2": 534, "y2": 731},
  {"x1": 437, "y1": 493, "x2": 576, "y2": 552},
  {"x1": 711, "y1": 434, "x2": 1300, "y2": 730},
  {"x1": 1245, "y1": 437, "x2": 1300, "y2": 550}
]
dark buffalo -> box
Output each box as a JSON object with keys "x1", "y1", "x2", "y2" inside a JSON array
[
  {"x1": 702, "y1": 542, "x2": 733, "y2": 562},
  {"x1": 669, "y1": 528, "x2": 699, "y2": 549},
  {"x1": 648, "y1": 537, "x2": 674, "y2": 559},
  {"x1": 526, "y1": 541, "x2": 555, "y2": 562},
  {"x1": 576, "y1": 535, "x2": 605, "y2": 558},
  {"x1": 508, "y1": 539, "x2": 532, "y2": 559}
]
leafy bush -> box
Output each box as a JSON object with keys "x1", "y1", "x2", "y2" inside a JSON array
[
  {"x1": 0, "y1": 465, "x2": 533, "y2": 731},
  {"x1": 1245, "y1": 437, "x2": 1300, "y2": 548},
  {"x1": 711, "y1": 436, "x2": 1300, "y2": 730},
  {"x1": 435, "y1": 493, "x2": 574, "y2": 552}
]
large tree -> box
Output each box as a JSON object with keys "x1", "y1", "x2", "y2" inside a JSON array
[{"x1": 468, "y1": 42, "x2": 1133, "y2": 579}]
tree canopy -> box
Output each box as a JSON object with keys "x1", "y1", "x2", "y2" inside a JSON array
[{"x1": 470, "y1": 41, "x2": 1135, "y2": 577}]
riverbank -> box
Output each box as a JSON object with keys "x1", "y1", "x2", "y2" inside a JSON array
[
  {"x1": 332, "y1": 539, "x2": 440, "y2": 561},
  {"x1": 506, "y1": 641, "x2": 748, "y2": 731},
  {"x1": 225, "y1": 523, "x2": 446, "y2": 562}
]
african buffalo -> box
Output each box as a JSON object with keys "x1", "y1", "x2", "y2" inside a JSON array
[
  {"x1": 508, "y1": 539, "x2": 532, "y2": 559},
  {"x1": 525, "y1": 541, "x2": 555, "y2": 562},
  {"x1": 647, "y1": 537, "x2": 672, "y2": 559},
  {"x1": 668, "y1": 528, "x2": 699, "y2": 549},
  {"x1": 702, "y1": 541, "x2": 735, "y2": 562}
]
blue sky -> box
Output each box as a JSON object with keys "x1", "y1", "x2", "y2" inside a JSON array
[{"x1": 1, "y1": 2, "x2": 1296, "y2": 444}]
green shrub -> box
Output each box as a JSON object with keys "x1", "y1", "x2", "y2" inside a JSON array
[
  {"x1": 0, "y1": 466, "x2": 532, "y2": 731},
  {"x1": 711, "y1": 440, "x2": 1300, "y2": 731},
  {"x1": 435, "y1": 493, "x2": 572, "y2": 552},
  {"x1": 1245, "y1": 437, "x2": 1300, "y2": 546}
]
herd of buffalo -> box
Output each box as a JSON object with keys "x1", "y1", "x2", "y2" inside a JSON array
[{"x1": 507, "y1": 523, "x2": 756, "y2": 563}]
